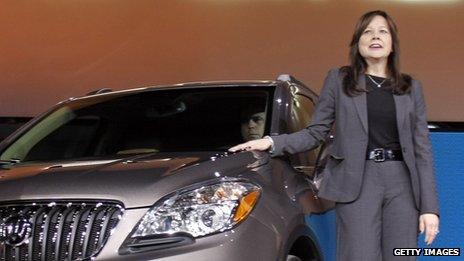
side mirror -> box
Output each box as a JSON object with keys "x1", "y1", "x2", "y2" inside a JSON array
[{"x1": 294, "y1": 134, "x2": 336, "y2": 214}]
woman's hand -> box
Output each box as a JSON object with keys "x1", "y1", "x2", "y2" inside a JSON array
[
  {"x1": 228, "y1": 138, "x2": 272, "y2": 152},
  {"x1": 419, "y1": 213, "x2": 439, "y2": 245}
]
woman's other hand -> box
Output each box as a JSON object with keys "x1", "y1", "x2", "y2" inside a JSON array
[
  {"x1": 419, "y1": 213, "x2": 440, "y2": 245},
  {"x1": 228, "y1": 138, "x2": 272, "y2": 152}
]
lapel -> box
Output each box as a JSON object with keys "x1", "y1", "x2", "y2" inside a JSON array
[
  {"x1": 352, "y1": 74, "x2": 368, "y2": 134},
  {"x1": 393, "y1": 93, "x2": 408, "y2": 133},
  {"x1": 352, "y1": 73, "x2": 408, "y2": 134}
]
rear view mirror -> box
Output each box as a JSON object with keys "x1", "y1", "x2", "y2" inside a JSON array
[{"x1": 146, "y1": 101, "x2": 186, "y2": 118}]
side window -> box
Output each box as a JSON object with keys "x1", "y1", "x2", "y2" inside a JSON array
[
  {"x1": 0, "y1": 117, "x2": 31, "y2": 142},
  {"x1": 289, "y1": 92, "x2": 319, "y2": 167}
]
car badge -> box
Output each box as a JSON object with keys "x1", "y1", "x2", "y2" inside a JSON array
[{"x1": 0, "y1": 216, "x2": 33, "y2": 247}]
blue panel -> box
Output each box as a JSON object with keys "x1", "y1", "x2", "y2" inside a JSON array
[
  {"x1": 306, "y1": 132, "x2": 464, "y2": 261},
  {"x1": 418, "y1": 132, "x2": 464, "y2": 260},
  {"x1": 306, "y1": 210, "x2": 336, "y2": 261}
]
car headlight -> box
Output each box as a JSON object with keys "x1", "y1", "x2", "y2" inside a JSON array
[{"x1": 132, "y1": 180, "x2": 260, "y2": 238}]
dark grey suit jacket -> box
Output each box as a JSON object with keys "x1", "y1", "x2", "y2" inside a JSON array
[{"x1": 272, "y1": 68, "x2": 439, "y2": 216}]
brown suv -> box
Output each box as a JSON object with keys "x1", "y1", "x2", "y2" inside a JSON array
[{"x1": 0, "y1": 77, "x2": 327, "y2": 261}]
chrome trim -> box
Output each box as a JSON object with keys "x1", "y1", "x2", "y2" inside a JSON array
[{"x1": 0, "y1": 201, "x2": 124, "y2": 261}]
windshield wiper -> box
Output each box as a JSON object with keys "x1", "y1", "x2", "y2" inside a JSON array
[{"x1": 0, "y1": 158, "x2": 22, "y2": 165}]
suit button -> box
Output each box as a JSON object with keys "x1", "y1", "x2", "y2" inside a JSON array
[{"x1": 402, "y1": 147, "x2": 406, "y2": 153}]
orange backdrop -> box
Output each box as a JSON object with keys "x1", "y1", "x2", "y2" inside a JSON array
[{"x1": 0, "y1": 0, "x2": 462, "y2": 121}]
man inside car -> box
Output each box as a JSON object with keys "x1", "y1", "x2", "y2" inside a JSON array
[{"x1": 241, "y1": 105, "x2": 266, "y2": 142}]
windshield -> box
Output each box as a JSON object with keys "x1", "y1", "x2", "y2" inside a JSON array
[{"x1": 0, "y1": 87, "x2": 273, "y2": 162}]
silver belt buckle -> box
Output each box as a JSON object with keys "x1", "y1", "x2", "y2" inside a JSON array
[{"x1": 373, "y1": 148, "x2": 386, "y2": 162}]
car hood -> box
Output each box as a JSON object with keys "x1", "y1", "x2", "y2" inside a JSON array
[{"x1": 0, "y1": 152, "x2": 268, "y2": 208}]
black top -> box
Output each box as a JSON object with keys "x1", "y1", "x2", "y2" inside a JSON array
[{"x1": 365, "y1": 74, "x2": 401, "y2": 152}]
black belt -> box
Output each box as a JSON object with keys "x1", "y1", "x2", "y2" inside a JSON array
[{"x1": 366, "y1": 148, "x2": 403, "y2": 162}]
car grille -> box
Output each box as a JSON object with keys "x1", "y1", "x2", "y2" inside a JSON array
[{"x1": 0, "y1": 201, "x2": 124, "y2": 261}]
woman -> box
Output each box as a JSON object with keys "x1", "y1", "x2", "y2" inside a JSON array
[{"x1": 229, "y1": 10, "x2": 439, "y2": 261}]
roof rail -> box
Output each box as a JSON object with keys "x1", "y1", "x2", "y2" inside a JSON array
[
  {"x1": 276, "y1": 74, "x2": 292, "y2": 82},
  {"x1": 86, "y1": 88, "x2": 113, "y2": 96},
  {"x1": 276, "y1": 74, "x2": 310, "y2": 90}
]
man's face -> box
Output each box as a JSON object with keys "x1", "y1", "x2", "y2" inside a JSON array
[{"x1": 241, "y1": 112, "x2": 265, "y2": 141}]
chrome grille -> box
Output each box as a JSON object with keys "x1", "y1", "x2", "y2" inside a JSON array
[{"x1": 0, "y1": 202, "x2": 124, "y2": 261}]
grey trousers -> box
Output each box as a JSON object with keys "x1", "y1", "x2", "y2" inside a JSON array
[{"x1": 335, "y1": 160, "x2": 419, "y2": 261}]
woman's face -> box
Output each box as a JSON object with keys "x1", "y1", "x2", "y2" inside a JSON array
[{"x1": 358, "y1": 15, "x2": 393, "y2": 62}]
